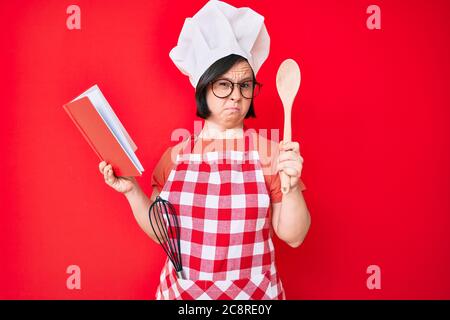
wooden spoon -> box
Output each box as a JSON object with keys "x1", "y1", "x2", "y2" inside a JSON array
[{"x1": 276, "y1": 59, "x2": 301, "y2": 194}]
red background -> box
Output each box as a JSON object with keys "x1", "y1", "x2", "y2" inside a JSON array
[{"x1": 1, "y1": 0, "x2": 449, "y2": 299}]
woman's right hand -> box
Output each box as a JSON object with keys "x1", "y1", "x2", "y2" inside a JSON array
[{"x1": 99, "y1": 161, "x2": 137, "y2": 194}]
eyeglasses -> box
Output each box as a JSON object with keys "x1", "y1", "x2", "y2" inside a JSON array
[{"x1": 210, "y1": 79, "x2": 262, "y2": 99}]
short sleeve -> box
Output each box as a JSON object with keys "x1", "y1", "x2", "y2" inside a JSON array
[
  {"x1": 269, "y1": 174, "x2": 306, "y2": 204},
  {"x1": 151, "y1": 147, "x2": 175, "y2": 192}
]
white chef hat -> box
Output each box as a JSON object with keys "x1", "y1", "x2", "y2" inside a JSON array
[{"x1": 169, "y1": 0, "x2": 270, "y2": 88}]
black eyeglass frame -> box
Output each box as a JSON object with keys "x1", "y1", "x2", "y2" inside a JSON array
[{"x1": 209, "y1": 78, "x2": 263, "y2": 99}]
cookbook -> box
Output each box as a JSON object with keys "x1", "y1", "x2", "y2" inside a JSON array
[{"x1": 63, "y1": 84, "x2": 144, "y2": 176}]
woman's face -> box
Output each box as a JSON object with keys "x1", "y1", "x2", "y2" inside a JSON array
[{"x1": 206, "y1": 60, "x2": 254, "y2": 129}]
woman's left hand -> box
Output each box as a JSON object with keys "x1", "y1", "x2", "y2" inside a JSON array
[{"x1": 277, "y1": 140, "x2": 304, "y2": 190}]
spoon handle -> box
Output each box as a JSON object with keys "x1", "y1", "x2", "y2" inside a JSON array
[{"x1": 281, "y1": 107, "x2": 292, "y2": 194}]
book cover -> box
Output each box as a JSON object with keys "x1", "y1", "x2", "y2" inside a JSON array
[{"x1": 63, "y1": 86, "x2": 144, "y2": 177}]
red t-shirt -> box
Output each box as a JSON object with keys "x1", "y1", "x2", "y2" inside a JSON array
[{"x1": 151, "y1": 133, "x2": 306, "y2": 205}]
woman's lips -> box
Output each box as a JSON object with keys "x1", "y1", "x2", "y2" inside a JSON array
[{"x1": 225, "y1": 106, "x2": 240, "y2": 112}]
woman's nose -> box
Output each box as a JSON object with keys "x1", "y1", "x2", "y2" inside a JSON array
[{"x1": 230, "y1": 84, "x2": 242, "y2": 101}]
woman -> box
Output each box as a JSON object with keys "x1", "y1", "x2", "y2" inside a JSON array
[{"x1": 98, "y1": 1, "x2": 310, "y2": 300}]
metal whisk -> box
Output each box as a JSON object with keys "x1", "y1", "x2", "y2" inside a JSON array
[{"x1": 149, "y1": 196, "x2": 183, "y2": 279}]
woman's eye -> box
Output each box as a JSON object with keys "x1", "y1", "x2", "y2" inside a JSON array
[
  {"x1": 241, "y1": 82, "x2": 251, "y2": 88},
  {"x1": 218, "y1": 81, "x2": 230, "y2": 87}
]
